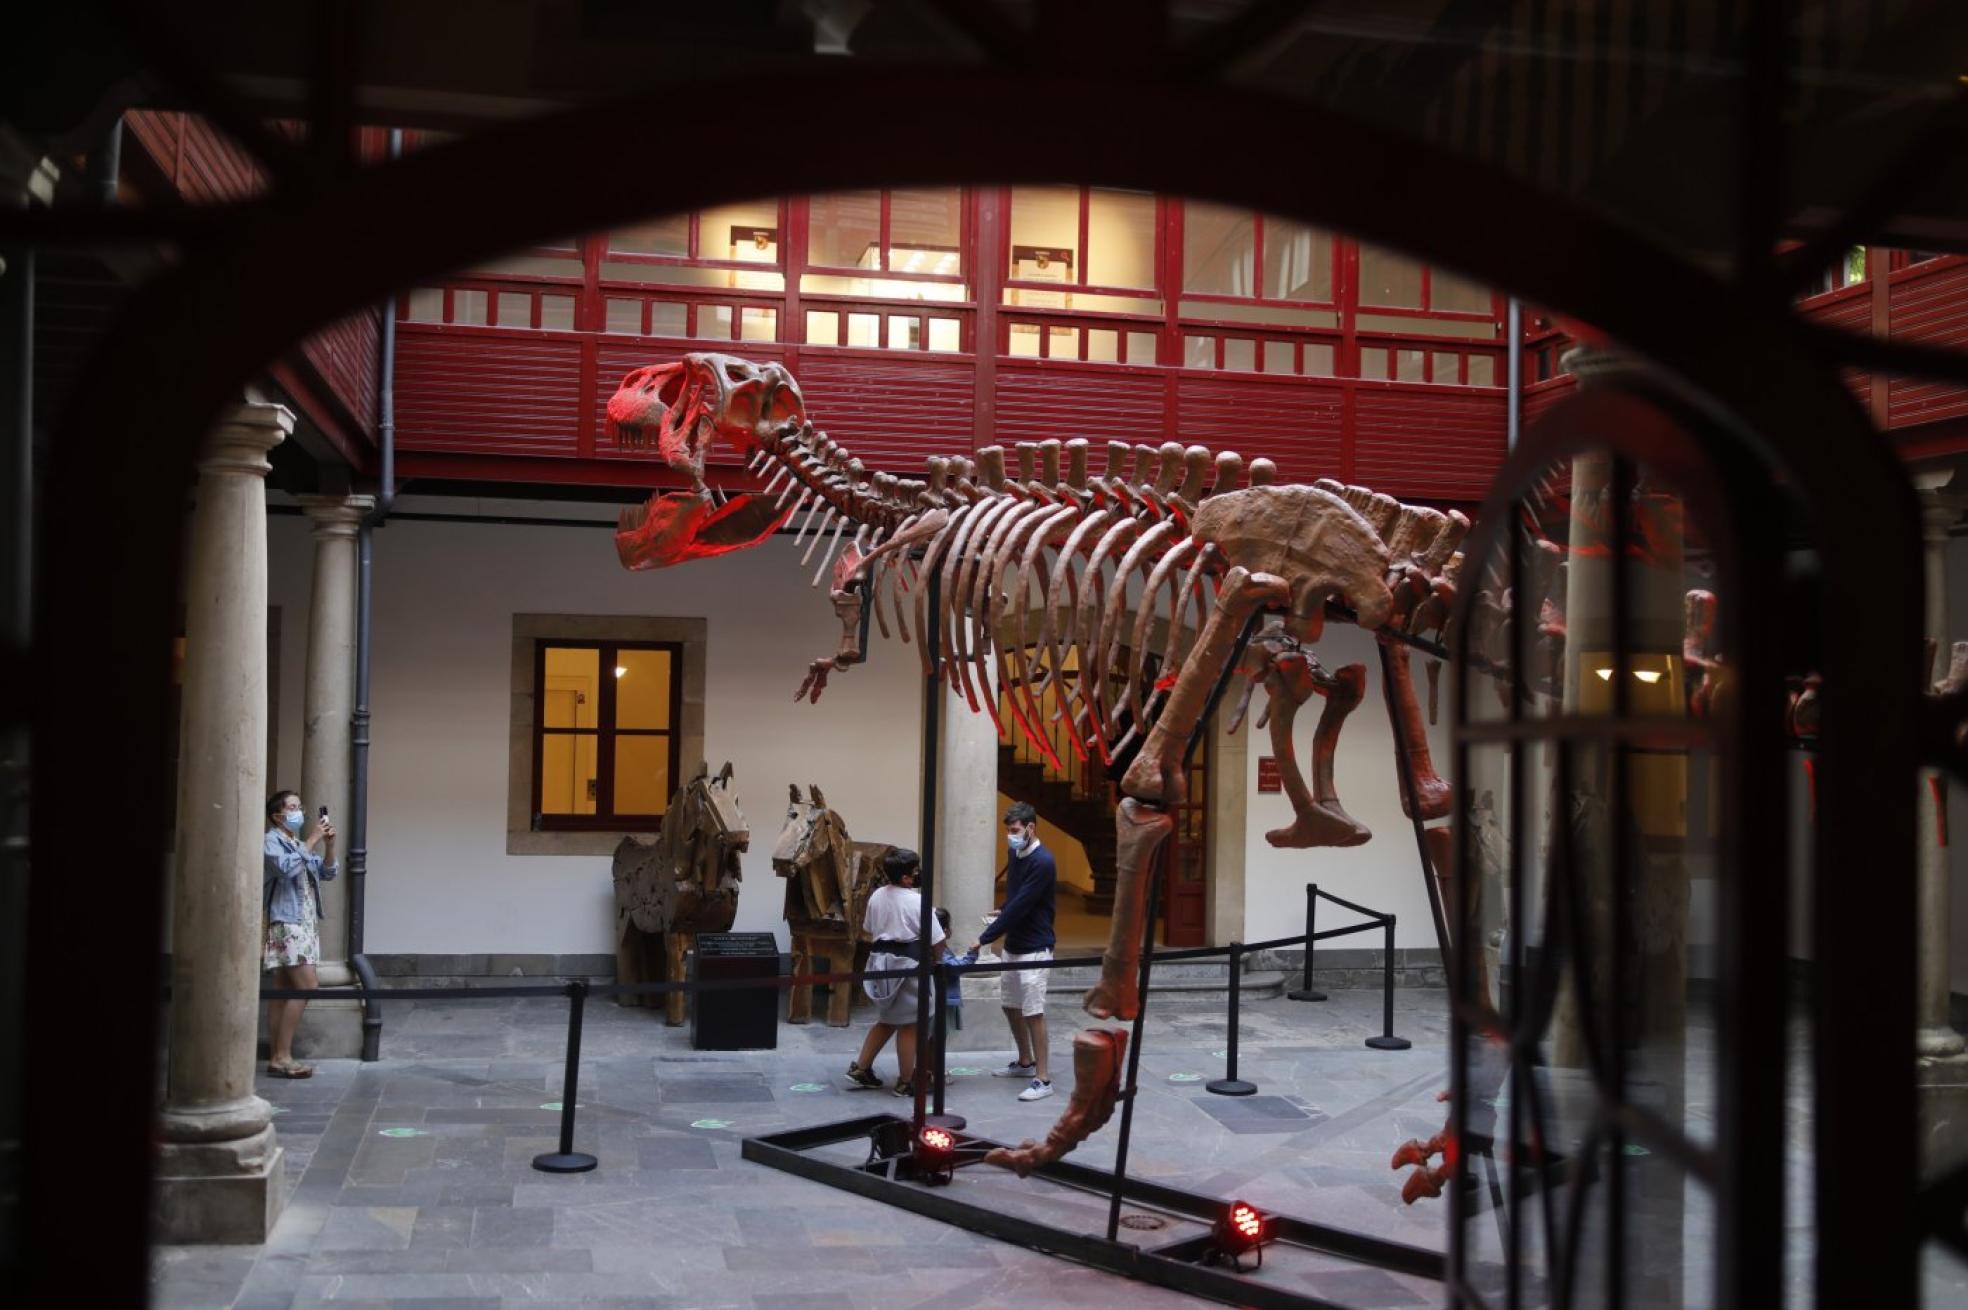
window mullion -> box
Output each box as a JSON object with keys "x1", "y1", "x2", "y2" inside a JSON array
[
  {"x1": 596, "y1": 642, "x2": 619, "y2": 819},
  {"x1": 1077, "y1": 186, "x2": 1091, "y2": 289},
  {"x1": 1252, "y1": 213, "x2": 1265, "y2": 303},
  {"x1": 878, "y1": 190, "x2": 891, "y2": 273}
]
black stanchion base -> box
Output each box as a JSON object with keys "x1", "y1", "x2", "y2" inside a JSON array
[
  {"x1": 1205, "y1": 1078, "x2": 1257, "y2": 1097},
  {"x1": 1364, "y1": 1036, "x2": 1412, "y2": 1051},
  {"x1": 924, "y1": 1113, "x2": 967, "y2": 1131},
  {"x1": 532, "y1": 1151, "x2": 599, "y2": 1173},
  {"x1": 1286, "y1": 989, "x2": 1327, "y2": 1002}
]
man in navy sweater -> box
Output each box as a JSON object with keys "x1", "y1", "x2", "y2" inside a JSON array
[{"x1": 975, "y1": 802, "x2": 1059, "y2": 1102}]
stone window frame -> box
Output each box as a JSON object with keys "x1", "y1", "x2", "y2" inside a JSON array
[{"x1": 509, "y1": 614, "x2": 706, "y2": 855}]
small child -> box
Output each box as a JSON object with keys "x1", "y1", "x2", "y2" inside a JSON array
[{"x1": 934, "y1": 908, "x2": 977, "y2": 1031}]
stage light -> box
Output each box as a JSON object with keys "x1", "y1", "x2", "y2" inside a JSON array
[
  {"x1": 914, "y1": 1125, "x2": 958, "y2": 1184},
  {"x1": 1209, "y1": 1200, "x2": 1272, "y2": 1269}
]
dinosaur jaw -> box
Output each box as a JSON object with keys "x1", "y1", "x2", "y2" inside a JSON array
[{"x1": 616, "y1": 491, "x2": 793, "y2": 569}]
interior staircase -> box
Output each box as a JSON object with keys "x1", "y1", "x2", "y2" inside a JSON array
[{"x1": 996, "y1": 741, "x2": 1119, "y2": 913}]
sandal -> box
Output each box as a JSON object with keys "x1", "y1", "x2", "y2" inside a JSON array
[{"x1": 267, "y1": 1061, "x2": 314, "y2": 1079}]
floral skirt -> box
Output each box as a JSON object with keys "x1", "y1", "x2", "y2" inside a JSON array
[{"x1": 264, "y1": 916, "x2": 320, "y2": 971}]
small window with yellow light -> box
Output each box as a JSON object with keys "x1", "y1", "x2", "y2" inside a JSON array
[{"x1": 533, "y1": 641, "x2": 681, "y2": 830}]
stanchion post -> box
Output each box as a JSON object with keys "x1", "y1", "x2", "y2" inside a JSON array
[
  {"x1": 1365, "y1": 915, "x2": 1412, "y2": 1051},
  {"x1": 534, "y1": 980, "x2": 600, "y2": 1172},
  {"x1": 1287, "y1": 882, "x2": 1326, "y2": 1002},
  {"x1": 1207, "y1": 941, "x2": 1257, "y2": 1096}
]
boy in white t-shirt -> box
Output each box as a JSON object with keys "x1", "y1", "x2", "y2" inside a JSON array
[{"x1": 846, "y1": 848, "x2": 947, "y2": 1095}]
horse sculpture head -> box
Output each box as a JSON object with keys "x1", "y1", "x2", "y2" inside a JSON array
[
  {"x1": 771, "y1": 783, "x2": 859, "y2": 923},
  {"x1": 691, "y1": 760, "x2": 751, "y2": 852}
]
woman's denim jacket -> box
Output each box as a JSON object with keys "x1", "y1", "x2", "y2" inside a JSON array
[{"x1": 264, "y1": 827, "x2": 337, "y2": 924}]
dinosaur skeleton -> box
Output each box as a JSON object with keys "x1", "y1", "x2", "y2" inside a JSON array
[{"x1": 607, "y1": 352, "x2": 1475, "y2": 1174}]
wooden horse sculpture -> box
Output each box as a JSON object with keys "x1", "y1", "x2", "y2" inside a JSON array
[
  {"x1": 769, "y1": 784, "x2": 891, "y2": 1026},
  {"x1": 613, "y1": 762, "x2": 748, "y2": 1025}
]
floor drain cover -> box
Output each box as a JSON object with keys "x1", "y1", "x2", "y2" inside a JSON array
[{"x1": 1118, "y1": 1213, "x2": 1168, "y2": 1231}]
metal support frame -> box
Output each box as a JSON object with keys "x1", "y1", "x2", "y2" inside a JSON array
[{"x1": 742, "y1": 1113, "x2": 1445, "y2": 1310}]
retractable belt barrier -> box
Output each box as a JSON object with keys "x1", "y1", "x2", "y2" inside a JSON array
[{"x1": 195, "y1": 881, "x2": 1412, "y2": 1174}]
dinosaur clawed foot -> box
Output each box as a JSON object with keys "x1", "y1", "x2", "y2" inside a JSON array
[
  {"x1": 1265, "y1": 802, "x2": 1371, "y2": 849},
  {"x1": 985, "y1": 1029, "x2": 1128, "y2": 1176}
]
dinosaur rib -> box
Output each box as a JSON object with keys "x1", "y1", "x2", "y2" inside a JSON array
[
  {"x1": 1039, "y1": 507, "x2": 1114, "y2": 732},
  {"x1": 1096, "y1": 519, "x2": 1179, "y2": 737},
  {"x1": 971, "y1": 499, "x2": 1052, "y2": 759},
  {"x1": 946, "y1": 494, "x2": 1019, "y2": 713},
  {"x1": 1000, "y1": 504, "x2": 1080, "y2": 769},
  {"x1": 1072, "y1": 516, "x2": 1145, "y2": 755},
  {"x1": 912, "y1": 504, "x2": 977, "y2": 679},
  {"x1": 1124, "y1": 537, "x2": 1198, "y2": 733}
]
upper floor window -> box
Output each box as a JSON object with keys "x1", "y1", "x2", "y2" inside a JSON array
[
  {"x1": 1182, "y1": 203, "x2": 1334, "y2": 304},
  {"x1": 801, "y1": 188, "x2": 968, "y2": 303},
  {"x1": 1805, "y1": 246, "x2": 1868, "y2": 296},
  {"x1": 604, "y1": 200, "x2": 785, "y2": 292},
  {"x1": 1005, "y1": 186, "x2": 1160, "y2": 312},
  {"x1": 1357, "y1": 243, "x2": 1496, "y2": 316}
]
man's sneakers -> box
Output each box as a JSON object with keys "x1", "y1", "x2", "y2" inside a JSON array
[
  {"x1": 892, "y1": 1079, "x2": 915, "y2": 1098},
  {"x1": 1017, "y1": 1078, "x2": 1055, "y2": 1102},
  {"x1": 992, "y1": 1061, "x2": 1037, "y2": 1079},
  {"x1": 845, "y1": 1062, "x2": 882, "y2": 1089}
]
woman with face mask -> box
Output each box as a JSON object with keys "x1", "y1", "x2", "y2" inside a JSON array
[{"x1": 262, "y1": 789, "x2": 337, "y2": 1077}]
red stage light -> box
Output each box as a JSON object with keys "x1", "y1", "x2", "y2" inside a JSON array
[
  {"x1": 1210, "y1": 1199, "x2": 1271, "y2": 1267},
  {"x1": 919, "y1": 1127, "x2": 955, "y2": 1154},
  {"x1": 1230, "y1": 1203, "x2": 1262, "y2": 1239}
]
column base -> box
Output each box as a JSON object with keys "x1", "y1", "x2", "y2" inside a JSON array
[
  {"x1": 1918, "y1": 1024, "x2": 1968, "y2": 1061},
  {"x1": 152, "y1": 1126, "x2": 286, "y2": 1244},
  {"x1": 257, "y1": 986, "x2": 366, "y2": 1060}
]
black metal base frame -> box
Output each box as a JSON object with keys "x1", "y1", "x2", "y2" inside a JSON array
[{"x1": 743, "y1": 1114, "x2": 1445, "y2": 1310}]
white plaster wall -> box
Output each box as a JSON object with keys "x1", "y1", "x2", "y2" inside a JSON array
[
  {"x1": 268, "y1": 516, "x2": 927, "y2": 956},
  {"x1": 1240, "y1": 624, "x2": 1448, "y2": 948}
]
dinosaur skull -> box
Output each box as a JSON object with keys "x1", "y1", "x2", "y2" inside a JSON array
[{"x1": 609, "y1": 354, "x2": 809, "y2": 568}]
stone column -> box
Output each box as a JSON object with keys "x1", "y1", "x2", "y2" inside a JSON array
[
  {"x1": 155, "y1": 401, "x2": 290, "y2": 1243},
  {"x1": 936, "y1": 680, "x2": 1002, "y2": 1015},
  {"x1": 1206, "y1": 705, "x2": 1247, "y2": 947},
  {"x1": 296, "y1": 495, "x2": 372, "y2": 987},
  {"x1": 1915, "y1": 477, "x2": 1966, "y2": 1059}
]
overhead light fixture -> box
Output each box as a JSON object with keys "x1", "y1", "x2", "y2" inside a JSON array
[
  {"x1": 1595, "y1": 668, "x2": 1614, "y2": 682},
  {"x1": 615, "y1": 666, "x2": 628, "y2": 678},
  {"x1": 1634, "y1": 669, "x2": 1663, "y2": 684},
  {"x1": 1208, "y1": 1199, "x2": 1272, "y2": 1269}
]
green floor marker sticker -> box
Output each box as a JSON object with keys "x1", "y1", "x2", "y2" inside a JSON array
[
  {"x1": 789, "y1": 1083, "x2": 825, "y2": 1093},
  {"x1": 1168, "y1": 1072, "x2": 1202, "y2": 1083},
  {"x1": 1623, "y1": 1144, "x2": 1652, "y2": 1157},
  {"x1": 267, "y1": 1105, "x2": 288, "y2": 1116},
  {"x1": 691, "y1": 1118, "x2": 733, "y2": 1130},
  {"x1": 948, "y1": 1067, "x2": 983, "y2": 1076},
  {"x1": 377, "y1": 1127, "x2": 427, "y2": 1138},
  {"x1": 1213, "y1": 1050, "x2": 1230, "y2": 1060},
  {"x1": 540, "y1": 1102, "x2": 579, "y2": 1111}
]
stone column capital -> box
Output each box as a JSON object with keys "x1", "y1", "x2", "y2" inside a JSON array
[
  {"x1": 297, "y1": 493, "x2": 376, "y2": 540},
  {"x1": 199, "y1": 402, "x2": 293, "y2": 478}
]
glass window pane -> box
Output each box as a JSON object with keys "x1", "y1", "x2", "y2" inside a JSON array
[
  {"x1": 1009, "y1": 185, "x2": 1081, "y2": 283},
  {"x1": 493, "y1": 291, "x2": 530, "y2": 328},
  {"x1": 1184, "y1": 335, "x2": 1216, "y2": 369},
  {"x1": 1126, "y1": 331, "x2": 1159, "y2": 364},
  {"x1": 1302, "y1": 342, "x2": 1335, "y2": 376},
  {"x1": 1086, "y1": 328, "x2": 1119, "y2": 363},
  {"x1": 888, "y1": 187, "x2": 962, "y2": 275},
  {"x1": 1397, "y1": 348, "x2": 1426, "y2": 382},
  {"x1": 1182, "y1": 203, "x2": 1254, "y2": 296},
  {"x1": 847, "y1": 312, "x2": 881, "y2": 348},
  {"x1": 694, "y1": 304, "x2": 733, "y2": 340},
  {"x1": 741, "y1": 306, "x2": 777, "y2": 342},
  {"x1": 610, "y1": 213, "x2": 690, "y2": 256},
  {"x1": 809, "y1": 190, "x2": 883, "y2": 268},
  {"x1": 453, "y1": 289, "x2": 487, "y2": 325},
  {"x1": 649, "y1": 301, "x2": 687, "y2": 336},
  {"x1": 406, "y1": 288, "x2": 444, "y2": 323},
  {"x1": 886, "y1": 315, "x2": 919, "y2": 350},
  {"x1": 1223, "y1": 338, "x2": 1257, "y2": 372},
  {"x1": 614, "y1": 649, "x2": 672, "y2": 730},
  {"x1": 1262, "y1": 340, "x2": 1295, "y2": 374},
  {"x1": 602, "y1": 262, "x2": 786, "y2": 292},
  {"x1": 1087, "y1": 189, "x2": 1156, "y2": 289},
  {"x1": 1007, "y1": 323, "x2": 1041, "y2": 358},
  {"x1": 1467, "y1": 355, "x2": 1496, "y2": 386},
  {"x1": 606, "y1": 298, "x2": 644, "y2": 335},
  {"x1": 1261, "y1": 218, "x2": 1333, "y2": 301},
  {"x1": 542, "y1": 647, "x2": 600, "y2": 727},
  {"x1": 614, "y1": 736, "x2": 672, "y2": 817},
  {"x1": 927, "y1": 317, "x2": 961, "y2": 352},
  {"x1": 1360, "y1": 346, "x2": 1388, "y2": 379},
  {"x1": 806, "y1": 310, "x2": 840, "y2": 344},
  {"x1": 1430, "y1": 267, "x2": 1493, "y2": 314},
  {"x1": 1432, "y1": 351, "x2": 1460, "y2": 384},
  {"x1": 1358, "y1": 243, "x2": 1424, "y2": 307},
  {"x1": 539, "y1": 733, "x2": 598, "y2": 815},
  {"x1": 799, "y1": 274, "x2": 964, "y2": 302},
  {"x1": 1048, "y1": 327, "x2": 1079, "y2": 360},
  {"x1": 539, "y1": 294, "x2": 575, "y2": 331},
  {"x1": 699, "y1": 200, "x2": 780, "y2": 263}
]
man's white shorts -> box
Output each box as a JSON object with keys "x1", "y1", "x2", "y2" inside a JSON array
[{"x1": 1000, "y1": 948, "x2": 1052, "y2": 1017}]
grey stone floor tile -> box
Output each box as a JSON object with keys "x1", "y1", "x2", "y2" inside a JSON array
[{"x1": 471, "y1": 1204, "x2": 556, "y2": 1248}]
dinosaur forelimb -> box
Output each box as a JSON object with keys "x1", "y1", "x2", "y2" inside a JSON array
[
  {"x1": 985, "y1": 1028, "x2": 1129, "y2": 1176},
  {"x1": 1264, "y1": 655, "x2": 1372, "y2": 848}
]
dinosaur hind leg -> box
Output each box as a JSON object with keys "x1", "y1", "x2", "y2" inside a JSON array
[{"x1": 985, "y1": 1028, "x2": 1128, "y2": 1176}]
